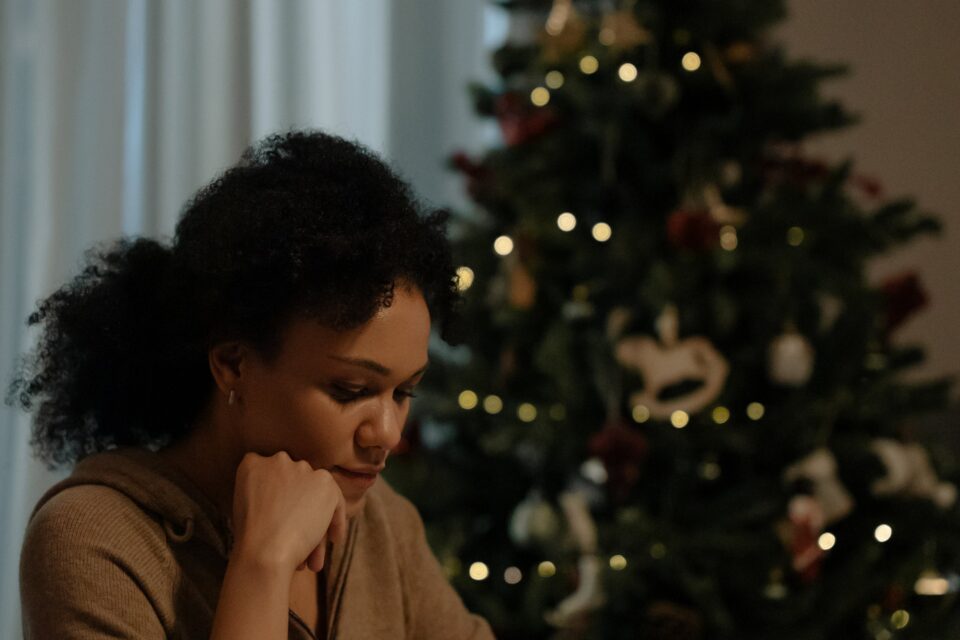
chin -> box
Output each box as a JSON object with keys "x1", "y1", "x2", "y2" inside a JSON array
[{"x1": 345, "y1": 495, "x2": 367, "y2": 519}]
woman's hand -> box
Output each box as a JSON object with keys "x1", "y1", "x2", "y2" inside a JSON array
[{"x1": 229, "y1": 450, "x2": 347, "y2": 575}]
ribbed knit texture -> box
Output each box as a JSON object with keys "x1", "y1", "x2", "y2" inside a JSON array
[{"x1": 19, "y1": 447, "x2": 495, "y2": 639}]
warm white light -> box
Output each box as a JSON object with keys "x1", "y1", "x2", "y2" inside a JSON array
[
  {"x1": 682, "y1": 51, "x2": 702, "y2": 71},
  {"x1": 818, "y1": 532, "x2": 836, "y2": 551},
  {"x1": 549, "y1": 404, "x2": 566, "y2": 420},
  {"x1": 599, "y1": 27, "x2": 616, "y2": 46},
  {"x1": 712, "y1": 406, "x2": 730, "y2": 424},
  {"x1": 469, "y1": 562, "x2": 490, "y2": 581},
  {"x1": 632, "y1": 404, "x2": 651, "y2": 423},
  {"x1": 915, "y1": 571, "x2": 950, "y2": 596},
  {"x1": 557, "y1": 211, "x2": 577, "y2": 231},
  {"x1": 545, "y1": 70, "x2": 564, "y2": 89},
  {"x1": 494, "y1": 235, "x2": 514, "y2": 256},
  {"x1": 874, "y1": 524, "x2": 893, "y2": 543},
  {"x1": 747, "y1": 402, "x2": 765, "y2": 420},
  {"x1": 504, "y1": 566, "x2": 523, "y2": 584},
  {"x1": 483, "y1": 395, "x2": 503, "y2": 414},
  {"x1": 518, "y1": 403, "x2": 537, "y2": 422},
  {"x1": 592, "y1": 222, "x2": 612, "y2": 242},
  {"x1": 538, "y1": 561, "x2": 557, "y2": 577},
  {"x1": 700, "y1": 461, "x2": 722, "y2": 480},
  {"x1": 787, "y1": 226, "x2": 805, "y2": 246},
  {"x1": 671, "y1": 410, "x2": 689, "y2": 429},
  {"x1": 530, "y1": 86, "x2": 550, "y2": 107},
  {"x1": 609, "y1": 555, "x2": 628, "y2": 570},
  {"x1": 650, "y1": 543, "x2": 667, "y2": 559},
  {"x1": 458, "y1": 390, "x2": 478, "y2": 410},
  {"x1": 891, "y1": 609, "x2": 910, "y2": 630},
  {"x1": 720, "y1": 225, "x2": 738, "y2": 251},
  {"x1": 455, "y1": 266, "x2": 475, "y2": 292},
  {"x1": 579, "y1": 55, "x2": 599, "y2": 74},
  {"x1": 618, "y1": 63, "x2": 638, "y2": 82}
]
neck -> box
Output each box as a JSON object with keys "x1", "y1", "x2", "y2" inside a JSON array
[{"x1": 156, "y1": 410, "x2": 242, "y2": 519}]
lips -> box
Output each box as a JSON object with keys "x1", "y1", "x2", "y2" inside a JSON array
[{"x1": 332, "y1": 466, "x2": 382, "y2": 493}]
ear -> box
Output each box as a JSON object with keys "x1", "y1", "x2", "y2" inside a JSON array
[{"x1": 208, "y1": 342, "x2": 249, "y2": 395}]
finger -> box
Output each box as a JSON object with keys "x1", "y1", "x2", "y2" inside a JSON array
[
  {"x1": 328, "y1": 488, "x2": 348, "y2": 545},
  {"x1": 306, "y1": 537, "x2": 327, "y2": 572}
]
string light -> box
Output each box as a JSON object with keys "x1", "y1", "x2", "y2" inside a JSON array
[
  {"x1": 545, "y1": 70, "x2": 564, "y2": 89},
  {"x1": 650, "y1": 543, "x2": 667, "y2": 559},
  {"x1": 681, "y1": 51, "x2": 701, "y2": 71},
  {"x1": 469, "y1": 562, "x2": 490, "y2": 581},
  {"x1": 483, "y1": 395, "x2": 503, "y2": 414},
  {"x1": 504, "y1": 567, "x2": 523, "y2": 584},
  {"x1": 538, "y1": 561, "x2": 557, "y2": 577},
  {"x1": 746, "y1": 402, "x2": 765, "y2": 420},
  {"x1": 720, "y1": 225, "x2": 738, "y2": 251},
  {"x1": 609, "y1": 555, "x2": 628, "y2": 570},
  {"x1": 592, "y1": 222, "x2": 612, "y2": 242},
  {"x1": 455, "y1": 266, "x2": 475, "y2": 292},
  {"x1": 915, "y1": 570, "x2": 950, "y2": 596},
  {"x1": 874, "y1": 524, "x2": 893, "y2": 543},
  {"x1": 599, "y1": 27, "x2": 616, "y2": 46},
  {"x1": 712, "y1": 406, "x2": 730, "y2": 424},
  {"x1": 458, "y1": 390, "x2": 478, "y2": 410},
  {"x1": 557, "y1": 211, "x2": 577, "y2": 231},
  {"x1": 670, "y1": 410, "x2": 690, "y2": 428},
  {"x1": 549, "y1": 404, "x2": 566, "y2": 420},
  {"x1": 530, "y1": 86, "x2": 550, "y2": 107},
  {"x1": 493, "y1": 235, "x2": 514, "y2": 256},
  {"x1": 890, "y1": 609, "x2": 910, "y2": 630},
  {"x1": 787, "y1": 226, "x2": 805, "y2": 246},
  {"x1": 580, "y1": 458, "x2": 608, "y2": 484},
  {"x1": 579, "y1": 55, "x2": 599, "y2": 74},
  {"x1": 618, "y1": 63, "x2": 638, "y2": 82},
  {"x1": 517, "y1": 403, "x2": 537, "y2": 422},
  {"x1": 700, "y1": 461, "x2": 721, "y2": 480},
  {"x1": 632, "y1": 404, "x2": 651, "y2": 423},
  {"x1": 818, "y1": 532, "x2": 836, "y2": 551}
]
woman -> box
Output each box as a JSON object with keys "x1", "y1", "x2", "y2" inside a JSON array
[{"x1": 10, "y1": 131, "x2": 495, "y2": 639}]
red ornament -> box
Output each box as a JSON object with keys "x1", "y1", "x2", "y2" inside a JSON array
[
  {"x1": 448, "y1": 151, "x2": 492, "y2": 202},
  {"x1": 880, "y1": 271, "x2": 928, "y2": 335},
  {"x1": 851, "y1": 173, "x2": 884, "y2": 200},
  {"x1": 588, "y1": 420, "x2": 649, "y2": 499},
  {"x1": 494, "y1": 92, "x2": 559, "y2": 147},
  {"x1": 666, "y1": 209, "x2": 720, "y2": 251}
]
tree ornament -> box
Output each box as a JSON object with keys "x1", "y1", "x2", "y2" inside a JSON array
[
  {"x1": 507, "y1": 254, "x2": 537, "y2": 309},
  {"x1": 495, "y1": 92, "x2": 560, "y2": 147},
  {"x1": 544, "y1": 491, "x2": 604, "y2": 628},
  {"x1": 615, "y1": 305, "x2": 729, "y2": 420},
  {"x1": 879, "y1": 271, "x2": 928, "y2": 336},
  {"x1": 509, "y1": 491, "x2": 562, "y2": 546},
  {"x1": 724, "y1": 41, "x2": 757, "y2": 64},
  {"x1": 702, "y1": 183, "x2": 748, "y2": 226},
  {"x1": 666, "y1": 208, "x2": 720, "y2": 251},
  {"x1": 870, "y1": 439, "x2": 957, "y2": 509},
  {"x1": 588, "y1": 419, "x2": 649, "y2": 499},
  {"x1": 768, "y1": 326, "x2": 815, "y2": 387},
  {"x1": 783, "y1": 448, "x2": 855, "y2": 524},
  {"x1": 540, "y1": 0, "x2": 587, "y2": 62},
  {"x1": 817, "y1": 293, "x2": 844, "y2": 332},
  {"x1": 599, "y1": 9, "x2": 651, "y2": 51},
  {"x1": 776, "y1": 494, "x2": 827, "y2": 583}
]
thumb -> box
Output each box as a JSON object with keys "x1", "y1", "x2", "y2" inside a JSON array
[{"x1": 306, "y1": 536, "x2": 327, "y2": 573}]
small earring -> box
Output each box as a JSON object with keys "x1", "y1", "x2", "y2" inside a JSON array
[{"x1": 228, "y1": 389, "x2": 236, "y2": 406}]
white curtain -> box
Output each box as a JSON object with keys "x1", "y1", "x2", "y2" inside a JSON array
[{"x1": 0, "y1": 0, "x2": 506, "y2": 635}]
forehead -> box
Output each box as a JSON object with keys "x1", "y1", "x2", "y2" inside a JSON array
[{"x1": 277, "y1": 288, "x2": 431, "y2": 374}]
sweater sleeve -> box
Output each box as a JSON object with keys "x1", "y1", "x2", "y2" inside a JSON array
[
  {"x1": 20, "y1": 486, "x2": 168, "y2": 639},
  {"x1": 382, "y1": 486, "x2": 496, "y2": 640}
]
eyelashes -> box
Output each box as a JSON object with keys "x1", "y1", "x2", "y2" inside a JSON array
[{"x1": 330, "y1": 385, "x2": 417, "y2": 404}]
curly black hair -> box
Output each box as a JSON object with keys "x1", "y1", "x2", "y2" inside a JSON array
[{"x1": 6, "y1": 130, "x2": 461, "y2": 467}]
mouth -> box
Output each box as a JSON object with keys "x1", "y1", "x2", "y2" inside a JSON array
[{"x1": 332, "y1": 466, "x2": 382, "y2": 492}]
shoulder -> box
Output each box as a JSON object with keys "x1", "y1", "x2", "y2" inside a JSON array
[{"x1": 22, "y1": 484, "x2": 170, "y2": 575}]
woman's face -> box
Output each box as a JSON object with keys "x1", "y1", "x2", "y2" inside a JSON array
[{"x1": 235, "y1": 284, "x2": 431, "y2": 516}]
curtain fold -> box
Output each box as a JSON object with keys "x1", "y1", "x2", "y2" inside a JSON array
[{"x1": 0, "y1": 1, "x2": 499, "y2": 636}]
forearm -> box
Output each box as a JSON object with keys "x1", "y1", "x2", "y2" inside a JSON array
[{"x1": 209, "y1": 553, "x2": 291, "y2": 640}]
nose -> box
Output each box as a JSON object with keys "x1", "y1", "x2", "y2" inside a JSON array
[{"x1": 357, "y1": 397, "x2": 404, "y2": 452}]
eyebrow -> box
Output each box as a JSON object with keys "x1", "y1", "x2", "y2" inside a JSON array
[{"x1": 327, "y1": 355, "x2": 429, "y2": 379}]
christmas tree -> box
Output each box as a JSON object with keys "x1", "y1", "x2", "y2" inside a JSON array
[{"x1": 384, "y1": 1, "x2": 959, "y2": 638}]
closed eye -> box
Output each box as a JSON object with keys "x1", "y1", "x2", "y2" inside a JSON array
[{"x1": 330, "y1": 385, "x2": 417, "y2": 404}]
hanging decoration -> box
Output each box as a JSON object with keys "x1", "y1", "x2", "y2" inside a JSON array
[
  {"x1": 768, "y1": 326, "x2": 815, "y2": 387},
  {"x1": 599, "y1": 9, "x2": 651, "y2": 51},
  {"x1": 615, "y1": 305, "x2": 729, "y2": 420},
  {"x1": 509, "y1": 491, "x2": 562, "y2": 546},
  {"x1": 870, "y1": 439, "x2": 957, "y2": 509},
  {"x1": 783, "y1": 448, "x2": 856, "y2": 525},
  {"x1": 544, "y1": 491, "x2": 605, "y2": 628},
  {"x1": 540, "y1": 0, "x2": 588, "y2": 62}
]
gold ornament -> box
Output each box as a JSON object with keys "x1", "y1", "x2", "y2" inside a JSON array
[
  {"x1": 599, "y1": 10, "x2": 651, "y2": 51},
  {"x1": 507, "y1": 255, "x2": 537, "y2": 309},
  {"x1": 540, "y1": 0, "x2": 588, "y2": 62}
]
